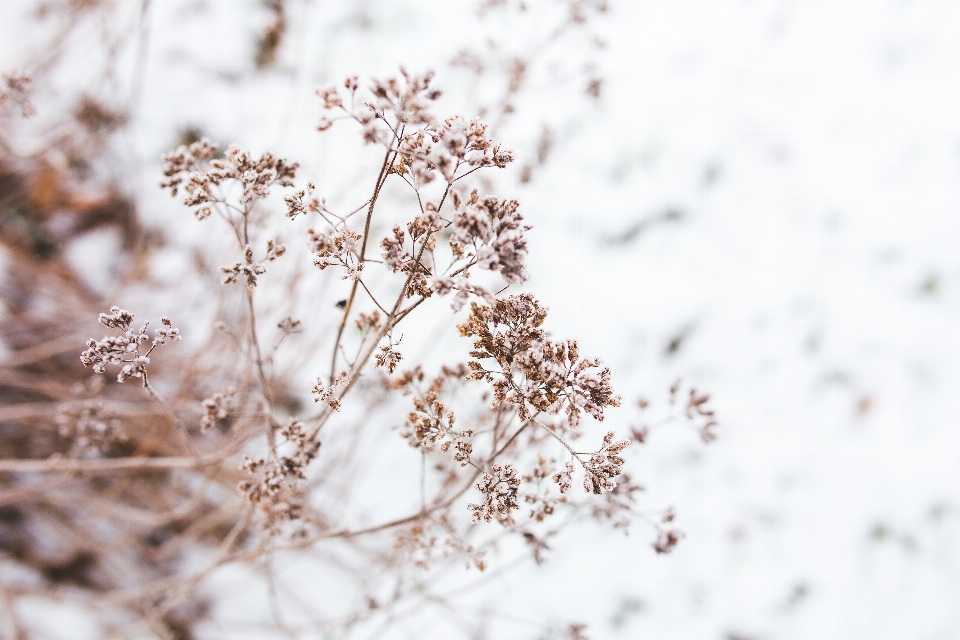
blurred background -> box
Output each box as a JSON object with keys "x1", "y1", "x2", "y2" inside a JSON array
[{"x1": 2, "y1": 1, "x2": 960, "y2": 638}]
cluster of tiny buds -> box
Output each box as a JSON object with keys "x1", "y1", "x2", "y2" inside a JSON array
[
  {"x1": 200, "y1": 387, "x2": 236, "y2": 432},
  {"x1": 653, "y1": 528, "x2": 683, "y2": 554},
  {"x1": 220, "y1": 240, "x2": 286, "y2": 289},
  {"x1": 80, "y1": 307, "x2": 180, "y2": 383},
  {"x1": 633, "y1": 379, "x2": 719, "y2": 445},
  {"x1": 468, "y1": 464, "x2": 521, "y2": 525},
  {"x1": 0, "y1": 71, "x2": 35, "y2": 118},
  {"x1": 238, "y1": 419, "x2": 320, "y2": 536},
  {"x1": 160, "y1": 140, "x2": 298, "y2": 220},
  {"x1": 458, "y1": 294, "x2": 621, "y2": 427},
  {"x1": 582, "y1": 431, "x2": 629, "y2": 494},
  {"x1": 56, "y1": 400, "x2": 125, "y2": 456},
  {"x1": 312, "y1": 372, "x2": 347, "y2": 412},
  {"x1": 283, "y1": 182, "x2": 317, "y2": 220}
]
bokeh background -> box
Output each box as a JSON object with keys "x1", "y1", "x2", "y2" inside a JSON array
[{"x1": 2, "y1": 1, "x2": 960, "y2": 638}]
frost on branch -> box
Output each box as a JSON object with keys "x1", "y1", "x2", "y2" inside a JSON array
[{"x1": 457, "y1": 294, "x2": 621, "y2": 425}]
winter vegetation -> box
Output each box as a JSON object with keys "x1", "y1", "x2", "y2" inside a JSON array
[{"x1": 3, "y1": 1, "x2": 960, "y2": 639}]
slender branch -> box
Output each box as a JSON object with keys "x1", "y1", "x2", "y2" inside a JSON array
[
  {"x1": 357, "y1": 278, "x2": 389, "y2": 314},
  {"x1": 329, "y1": 143, "x2": 398, "y2": 383},
  {"x1": 0, "y1": 454, "x2": 210, "y2": 474}
]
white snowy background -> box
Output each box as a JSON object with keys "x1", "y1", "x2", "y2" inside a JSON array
[{"x1": 3, "y1": 1, "x2": 960, "y2": 638}]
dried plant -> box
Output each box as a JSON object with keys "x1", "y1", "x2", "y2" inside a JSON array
[{"x1": 0, "y1": 2, "x2": 716, "y2": 638}]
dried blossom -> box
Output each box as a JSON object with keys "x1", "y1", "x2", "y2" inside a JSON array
[
  {"x1": 200, "y1": 387, "x2": 236, "y2": 432},
  {"x1": 402, "y1": 390, "x2": 453, "y2": 448},
  {"x1": 375, "y1": 345, "x2": 403, "y2": 374},
  {"x1": 283, "y1": 182, "x2": 316, "y2": 219},
  {"x1": 393, "y1": 522, "x2": 440, "y2": 570},
  {"x1": 277, "y1": 316, "x2": 302, "y2": 334},
  {"x1": 354, "y1": 311, "x2": 382, "y2": 333},
  {"x1": 458, "y1": 295, "x2": 620, "y2": 425},
  {"x1": 565, "y1": 622, "x2": 590, "y2": 640},
  {"x1": 380, "y1": 226, "x2": 414, "y2": 273},
  {"x1": 0, "y1": 71, "x2": 35, "y2": 117},
  {"x1": 685, "y1": 387, "x2": 719, "y2": 443},
  {"x1": 700, "y1": 422, "x2": 718, "y2": 443},
  {"x1": 315, "y1": 85, "x2": 342, "y2": 110},
  {"x1": 552, "y1": 461, "x2": 575, "y2": 494},
  {"x1": 522, "y1": 531, "x2": 553, "y2": 564},
  {"x1": 160, "y1": 139, "x2": 298, "y2": 216},
  {"x1": 653, "y1": 529, "x2": 683, "y2": 554},
  {"x1": 311, "y1": 228, "x2": 362, "y2": 273},
  {"x1": 57, "y1": 400, "x2": 125, "y2": 456},
  {"x1": 265, "y1": 239, "x2": 286, "y2": 261},
  {"x1": 239, "y1": 420, "x2": 320, "y2": 537},
  {"x1": 590, "y1": 473, "x2": 644, "y2": 529},
  {"x1": 312, "y1": 372, "x2": 347, "y2": 412},
  {"x1": 629, "y1": 425, "x2": 649, "y2": 444},
  {"x1": 315, "y1": 69, "x2": 442, "y2": 148},
  {"x1": 369, "y1": 68, "x2": 442, "y2": 126},
  {"x1": 392, "y1": 365, "x2": 426, "y2": 392},
  {"x1": 431, "y1": 276, "x2": 495, "y2": 312},
  {"x1": 80, "y1": 307, "x2": 180, "y2": 383},
  {"x1": 522, "y1": 457, "x2": 569, "y2": 522},
  {"x1": 582, "y1": 431, "x2": 629, "y2": 494},
  {"x1": 451, "y1": 191, "x2": 530, "y2": 284},
  {"x1": 394, "y1": 517, "x2": 486, "y2": 571},
  {"x1": 396, "y1": 116, "x2": 515, "y2": 183},
  {"x1": 439, "y1": 428, "x2": 475, "y2": 466},
  {"x1": 315, "y1": 70, "x2": 513, "y2": 188},
  {"x1": 220, "y1": 244, "x2": 267, "y2": 288},
  {"x1": 468, "y1": 464, "x2": 521, "y2": 525}
]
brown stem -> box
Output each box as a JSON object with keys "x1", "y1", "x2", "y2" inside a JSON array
[{"x1": 329, "y1": 143, "x2": 398, "y2": 383}]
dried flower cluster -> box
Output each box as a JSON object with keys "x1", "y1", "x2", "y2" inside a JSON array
[
  {"x1": 80, "y1": 307, "x2": 180, "y2": 384},
  {"x1": 239, "y1": 419, "x2": 320, "y2": 536},
  {"x1": 160, "y1": 140, "x2": 298, "y2": 220},
  {"x1": 56, "y1": 400, "x2": 125, "y2": 456},
  {"x1": 449, "y1": 190, "x2": 530, "y2": 284},
  {"x1": 582, "y1": 431, "x2": 630, "y2": 494},
  {"x1": 0, "y1": 5, "x2": 714, "y2": 634},
  {"x1": 200, "y1": 387, "x2": 236, "y2": 431},
  {"x1": 0, "y1": 71, "x2": 35, "y2": 117},
  {"x1": 469, "y1": 463, "x2": 521, "y2": 525},
  {"x1": 458, "y1": 294, "x2": 621, "y2": 426}
]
